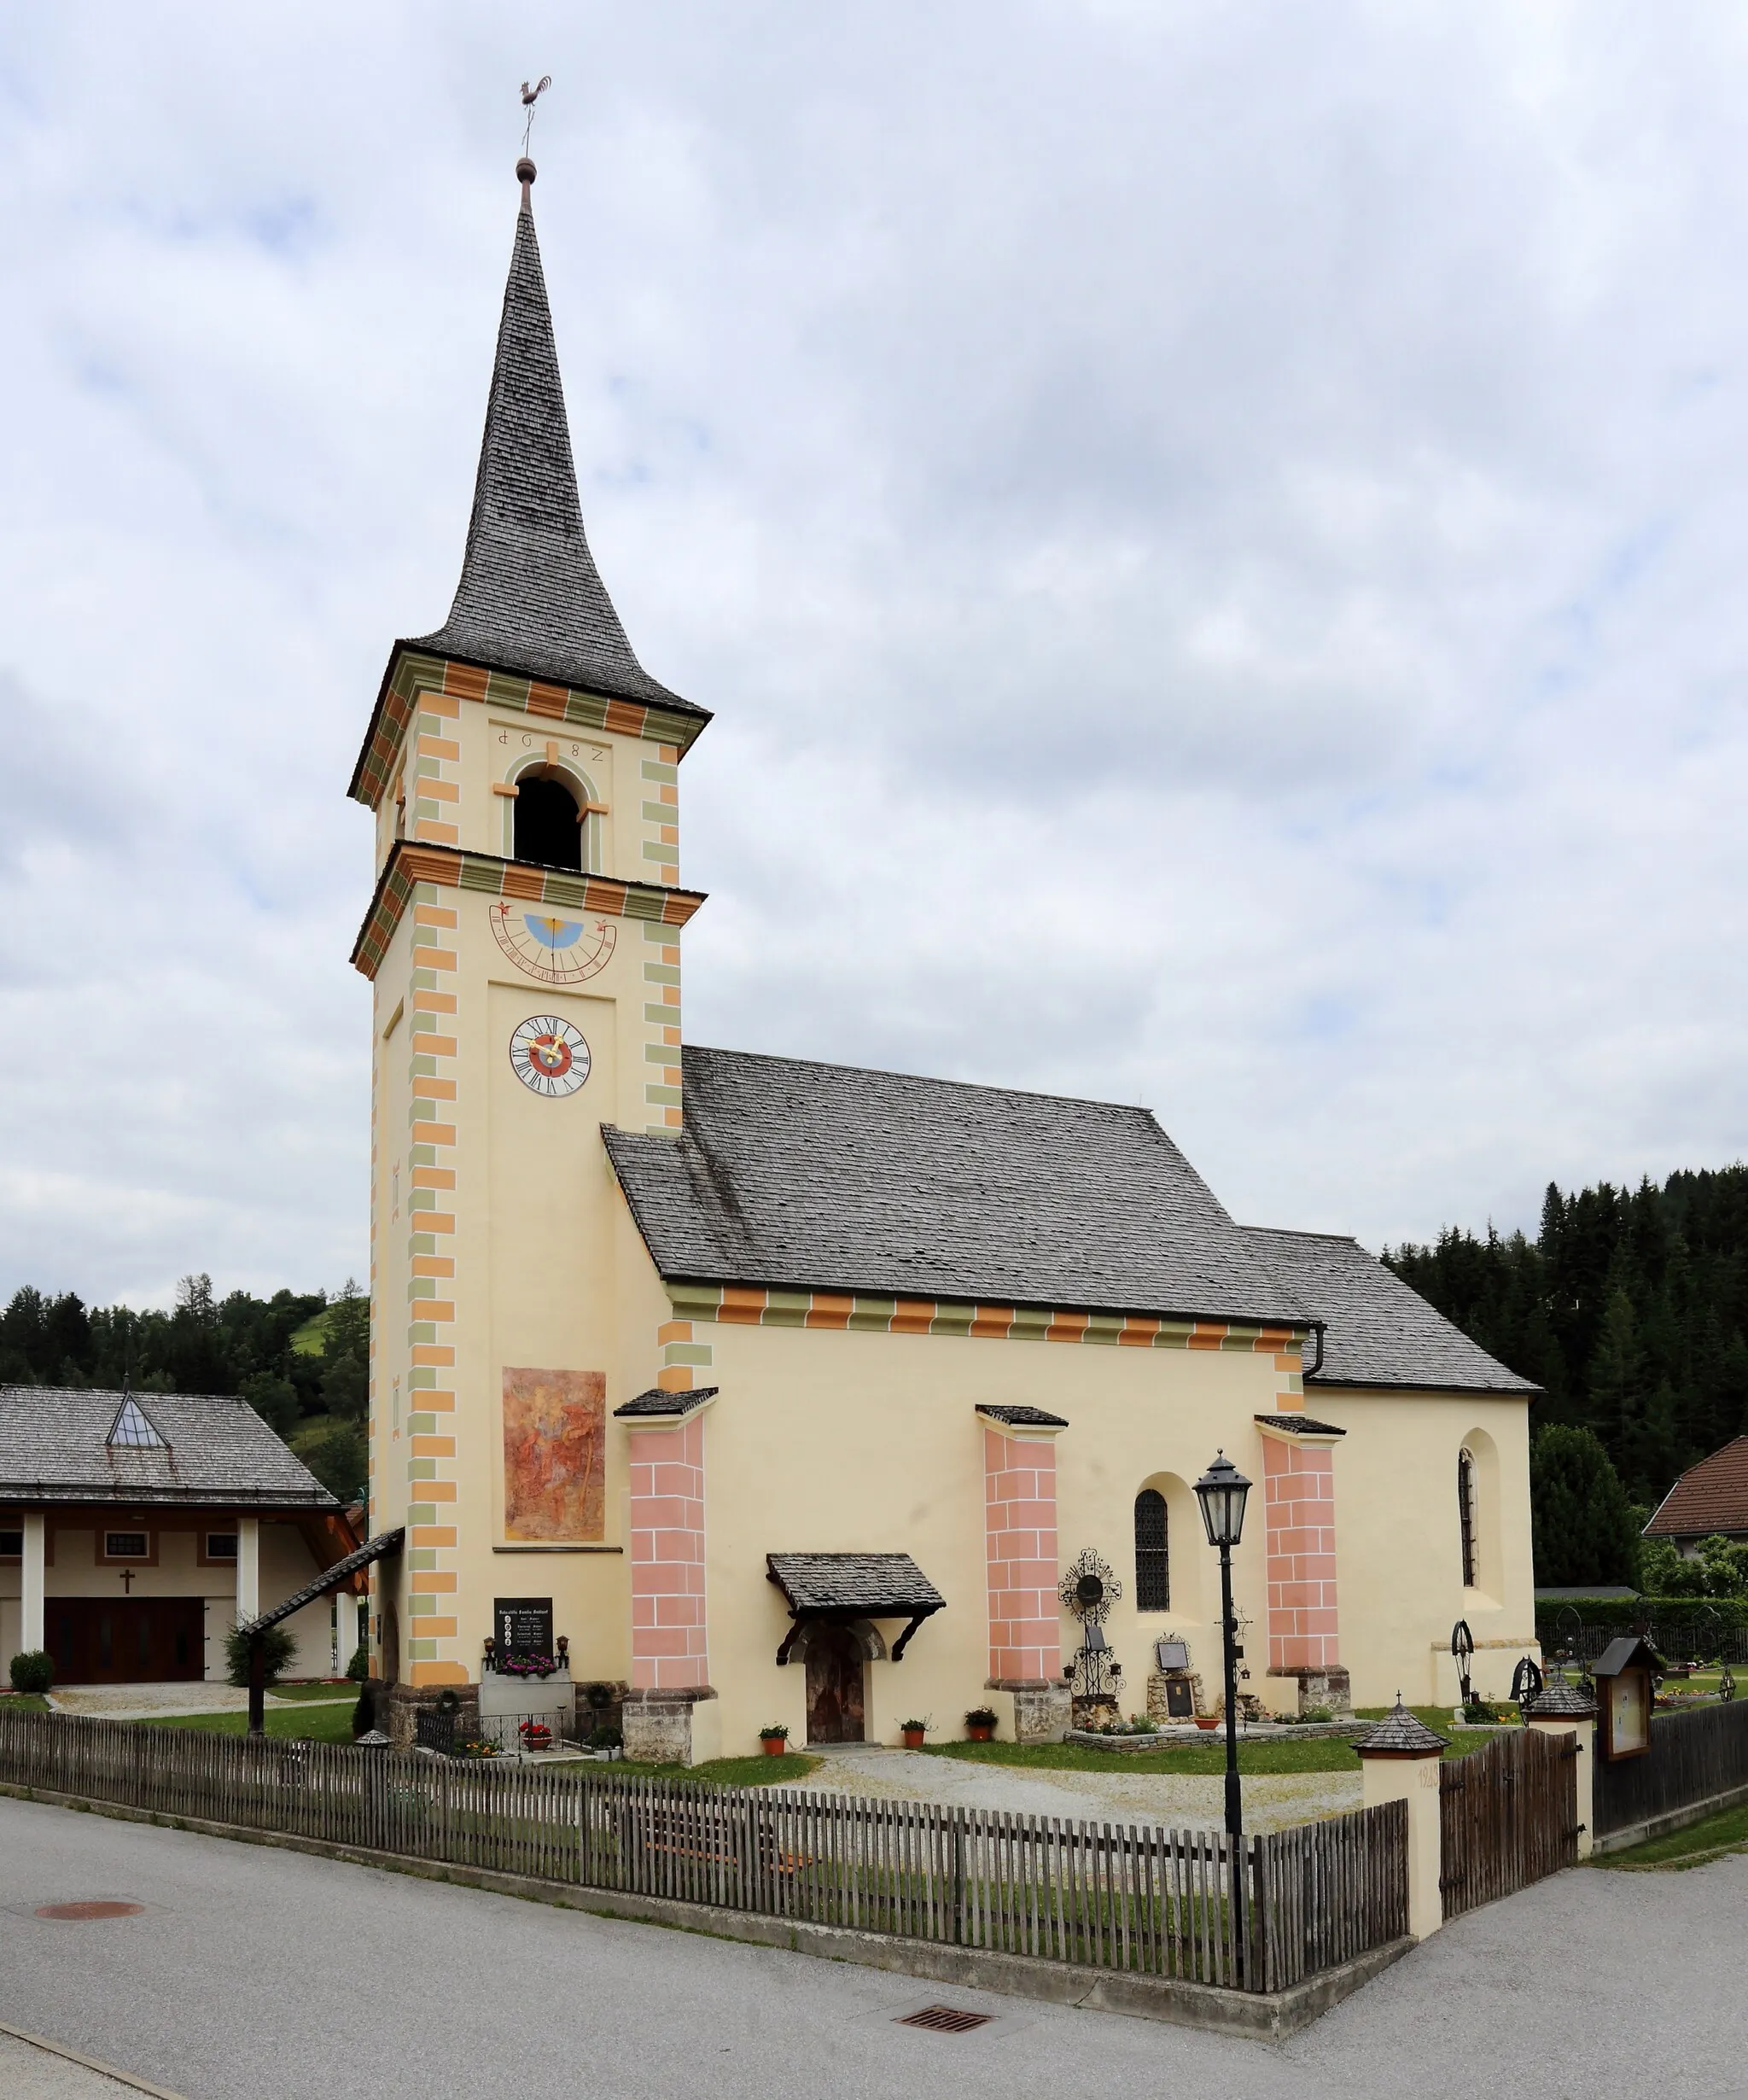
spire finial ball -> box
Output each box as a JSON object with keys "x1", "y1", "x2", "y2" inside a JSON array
[{"x1": 516, "y1": 157, "x2": 537, "y2": 187}]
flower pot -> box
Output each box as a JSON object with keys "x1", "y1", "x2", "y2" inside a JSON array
[
  {"x1": 901, "y1": 1729, "x2": 926, "y2": 1750},
  {"x1": 967, "y1": 1724, "x2": 993, "y2": 1743},
  {"x1": 760, "y1": 1736, "x2": 787, "y2": 1756},
  {"x1": 1194, "y1": 1716, "x2": 1221, "y2": 1731}
]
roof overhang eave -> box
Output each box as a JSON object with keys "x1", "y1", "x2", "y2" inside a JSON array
[{"x1": 349, "y1": 639, "x2": 714, "y2": 807}]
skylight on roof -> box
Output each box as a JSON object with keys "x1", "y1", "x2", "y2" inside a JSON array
[{"x1": 107, "y1": 1397, "x2": 165, "y2": 1450}]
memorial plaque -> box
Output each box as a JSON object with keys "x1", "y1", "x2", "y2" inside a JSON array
[
  {"x1": 1164, "y1": 1677, "x2": 1195, "y2": 1718},
  {"x1": 1154, "y1": 1638, "x2": 1190, "y2": 1672},
  {"x1": 494, "y1": 1596, "x2": 555, "y2": 1658}
]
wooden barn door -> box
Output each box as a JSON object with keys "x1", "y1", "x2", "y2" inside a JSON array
[
  {"x1": 805, "y1": 1627, "x2": 865, "y2": 1744},
  {"x1": 1440, "y1": 1727, "x2": 1578, "y2": 1920}
]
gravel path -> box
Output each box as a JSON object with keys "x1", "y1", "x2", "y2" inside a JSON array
[
  {"x1": 790, "y1": 1745, "x2": 1362, "y2": 1831},
  {"x1": 47, "y1": 1685, "x2": 347, "y2": 1721}
]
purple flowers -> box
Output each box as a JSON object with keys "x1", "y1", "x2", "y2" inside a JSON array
[{"x1": 497, "y1": 1653, "x2": 558, "y2": 1679}]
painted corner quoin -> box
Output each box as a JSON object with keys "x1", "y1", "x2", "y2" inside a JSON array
[
  {"x1": 348, "y1": 650, "x2": 709, "y2": 813},
  {"x1": 350, "y1": 843, "x2": 705, "y2": 983}
]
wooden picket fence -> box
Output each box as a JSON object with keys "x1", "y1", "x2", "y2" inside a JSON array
[
  {"x1": 0, "y1": 1708, "x2": 1404, "y2": 1995},
  {"x1": 1438, "y1": 1725, "x2": 1577, "y2": 1921},
  {"x1": 1593, "y1": 1698, "x2": 1748, "y2": 1840}
]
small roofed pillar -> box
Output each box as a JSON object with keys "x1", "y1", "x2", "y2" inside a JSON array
[
  {"x1": 977, "y1": 1406, "x2": 1070, "y2": 1745},
  {"x1": 20, "y1": 1512, "x2": 45, "y2": 1656},
  {"x1": 615, "y1": 1388, "x2": 719, "y2": 1766},
  {"x1": 1257, "y1": 1415, "x2": 1348, "y2": 1716},
  {"x1": 1523, "y1": 1669, "x2": 1598, "y2": 1860},
  {"x1": 1351, "y1": 1698, "x2": 1448, "y2": 1940}
]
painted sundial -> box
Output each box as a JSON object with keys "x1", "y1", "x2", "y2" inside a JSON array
[
  {"x1": 490, "y1": 901, "x2": 616, "y2": 985},
  {"x1": 508, "y1": 1015, "x2": 591, "y2": 1099}
]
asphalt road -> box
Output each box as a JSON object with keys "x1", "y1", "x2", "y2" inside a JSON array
[{"x1": 0, "y1": 1795, "x2": 1743, "y2": 2100}]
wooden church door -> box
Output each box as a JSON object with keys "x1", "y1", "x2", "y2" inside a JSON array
[{"x1": 805, "y1": 1627, "x2": 865, "y2": 1743}]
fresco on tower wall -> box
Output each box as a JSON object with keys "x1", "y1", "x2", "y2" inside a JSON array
[{"x1": 502, "y1": 1368, "x2": 606, "y2": 1542}]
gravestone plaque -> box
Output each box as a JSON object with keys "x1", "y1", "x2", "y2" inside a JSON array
[
  {"x1": 493, "y1": 1596, "x2": 554, "y2": 1657},
  {"x1": 1163, "y1": 1677, "x2": 1195, "y2": 1718}
]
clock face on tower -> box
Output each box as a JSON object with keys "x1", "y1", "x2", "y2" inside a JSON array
[
  {"x1": 490, "y1": 902, "x2": 616, "y2": 985},
  {"x1": 508, "y1": 1015, "x2": 592, "y2": 1098}
]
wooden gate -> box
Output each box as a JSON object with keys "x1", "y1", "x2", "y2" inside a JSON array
[{"x1": 1440, "y1": 1728, "x2": 1577, "y2": 1920}]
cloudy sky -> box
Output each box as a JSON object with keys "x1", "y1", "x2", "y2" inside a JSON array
[{"x1": 2, "y1": 3, "x2": 1745, "y2": 1309}]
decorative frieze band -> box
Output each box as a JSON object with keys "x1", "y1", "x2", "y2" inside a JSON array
[
  {"x1": 350, "y1": 842, "x2": 705, "y2": 980},
  {"x1": 667, "y1": 1279, "x2": 1305, "y2": 1376}
]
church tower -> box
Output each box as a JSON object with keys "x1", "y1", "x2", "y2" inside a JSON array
[{"x1": 347, "y1": 158, "x2": 708, "y2": 1719}]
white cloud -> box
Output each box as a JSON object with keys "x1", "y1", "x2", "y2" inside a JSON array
[{"x1": 1, "y1": 0, "x2": 1745, "y2": 1305}]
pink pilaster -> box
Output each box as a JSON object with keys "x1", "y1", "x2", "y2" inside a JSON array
[
  {"x1": 627, "y1": 1414, "x2": 710, "y2": 1690},
  {"x1": 1261, "y1": 1434, "x2": 1340, "y2": 1671},
  {"x1": 982, "y1": 1426, "x2": 1063, "y2": 1683}
]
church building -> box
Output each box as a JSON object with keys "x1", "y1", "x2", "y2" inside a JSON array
[{"x1": 349, "y1": 160, "x2": 1540, "y2": 1761}]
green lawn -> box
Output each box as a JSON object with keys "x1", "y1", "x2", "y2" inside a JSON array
[
  {"x1": 1593, "y1": 1801, "x2": 1748, "y2": 1871},
  {"x1": 265, "y1": 1681, "x2": 358, "y2": 1703},
  {"x1": 918, "y1": 1712, "x2": 1495, "y2": 1776},
  {"x1": 143, "y1": 1700, "x2": 357, "y2": 1744},
  {"x1": 0, "y1": 1694, "x2": 49, "y2": 1714},
  {"x1": 614, "y1": 1752, "x2": 824, "y2": 1788}
]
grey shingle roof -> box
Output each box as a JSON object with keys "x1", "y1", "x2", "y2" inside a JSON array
[
  {"x1": 0, "y1": 1387, "x2": 336, "y2": 1509},
  {"x1": 613, "y1": 1386, "x2": 718, "y2": 1419},
  {"x1": 242, "y1": 1526, "x2": 404, "y2": 1636},
  {"x1": 408, "y1": 178, "x2": 703, "y2": 720},
  {"x1": 975, "y1": 1405, "x2": 1069, "y2": 1428},
  {"x1": 604, "y1": 1047, "x2": 1304, "y2": 1326},
  {"x1": 1521, "y1": 1670, "x2": 1597, "y2": 1718},
  {"x1": 766, "y1": 1552, "x2": 946, "y2": 1616},
  {"x1": 1254, "y1": 1413, "x2": 1347, "y2": 1437},
  {"x1": 1349, "y1": 1700, "x2": 1448, "y2": 1755},
  {"x1": 1243, "y1": 1228, "x2": 1536, "y2": 1395}
]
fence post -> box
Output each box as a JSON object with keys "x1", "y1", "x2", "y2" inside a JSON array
[
  {"x1": 952, "y1": 1809, "x2": 965, "y2": 1945},
  {"x1": 1351, "y1": 1700, "x2": 1446, "y2": 1940},
  {"x1": 1523, "y1": 1676, "x2": 1597, "y2": 1862}
]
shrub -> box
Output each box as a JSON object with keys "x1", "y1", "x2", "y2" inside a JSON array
[
  {"x1": 351, "y1": 1685, "x2": 375, "y2": 1739},
  {"x1": 223, "y1": 1622, "x2": 298, "y2": 1689},
  {"x1": 588, "y1": 1724, "x2": 623, "y2": 1751},
  {"x1": 964, "y1": 1706, "x2": 999, "y2": 1731},
  {"x1": 344, "y1": 1642, "x2": 370, "y2": 1682},
  {"x1": 759, "y1": 1722, "x2": 790, "y2": 1741},
  {"x1": 9, "y1": 1650, "x2": 53, "y2": 1695}
]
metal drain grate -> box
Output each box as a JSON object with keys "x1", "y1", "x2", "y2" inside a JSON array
[
  {"x1": 896, "y1": 2005, "x2": 994, "y2": 2034},
  {"x1": 35, "y1": 1902, "x2": 145, "y2": 1922}
]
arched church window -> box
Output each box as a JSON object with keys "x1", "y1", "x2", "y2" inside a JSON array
[
  {"x1": 1458, "y1": 1448, "x2": 1477, "y2": 1588},
  {"x1": 1134, "y1": 1488, "x2": 1169, "y2": 1610},
  {"x1": 514, "y1": 774, "x2": 583, "y2": 871}
]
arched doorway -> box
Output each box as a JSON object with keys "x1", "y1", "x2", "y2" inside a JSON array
[{"x1": 804, "y1": 1625, "x2": 865, "y2": 1743}]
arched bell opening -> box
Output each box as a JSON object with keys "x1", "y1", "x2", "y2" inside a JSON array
[{"x1": 513, "y1": 773, "x2": 583, "y2": 871}]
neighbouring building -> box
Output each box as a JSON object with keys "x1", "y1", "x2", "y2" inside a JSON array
[
  {"x1": 0, "y1": 1386, "x2": 361, "y2": 1684},
  {"x1": 350, "y1": 159, "x2": 1542, "y2": 1760},
  {"x1": 1643, "y1": 1436, "x2": 1748, "y2": 1554}
]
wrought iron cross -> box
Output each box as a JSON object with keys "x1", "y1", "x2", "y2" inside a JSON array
[{"x1": 119, "y1": 1568, "x2": 135, "y2": 1594}]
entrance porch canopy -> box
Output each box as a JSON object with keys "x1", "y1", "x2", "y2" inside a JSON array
[{"x1": 766, "y1": 1552, "x2": 945, "y2": 1665}]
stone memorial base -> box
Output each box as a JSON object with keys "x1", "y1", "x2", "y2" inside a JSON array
[
  {"x1": 1145, "y1": 1669, "x2": 1207, "y2": 1722},
  {"x1": 479, "y1": 1666, "x2": 574, "y2": 1751},
  {"x1": 621, "y1": 1687, "x2": 720, "y2": 1767}
]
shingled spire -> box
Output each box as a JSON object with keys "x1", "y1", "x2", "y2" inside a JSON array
[{"x1": 413, "y1": 160, "x2": 689, "y2": 710}]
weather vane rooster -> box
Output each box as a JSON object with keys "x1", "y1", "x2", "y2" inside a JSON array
[{"x1": 520, "y1": 75, "x2": 552, "y2": 157}]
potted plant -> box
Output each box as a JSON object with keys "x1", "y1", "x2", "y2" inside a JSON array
[
  {"x1": 900, "y1": 1717, "x2": 929, "y2": 1750},
  {"x1": 759, "y1": 1723, "x2": 790, "y2": 1756},
  {"x1": 964, "y1": 1706, "x2": 998, "y2": 1743},
  {"x1": 518, "y1": 1718, "x2": 553, "y2": 1751}
]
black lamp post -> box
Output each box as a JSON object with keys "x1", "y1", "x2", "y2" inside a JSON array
[{"x1": 1194, "y1": 1450, "x2": 1251, "y2": 1843}]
